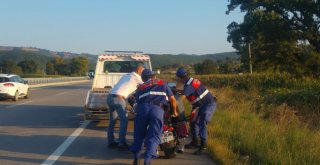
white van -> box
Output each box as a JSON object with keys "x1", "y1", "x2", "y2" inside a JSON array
[{"x1": 84, "y1": 51, "x2": 152, "y2": 120}]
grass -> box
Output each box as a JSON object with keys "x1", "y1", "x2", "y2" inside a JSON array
[{"x1": 207, "y1": 88, "x2": 320, "y2": 165}]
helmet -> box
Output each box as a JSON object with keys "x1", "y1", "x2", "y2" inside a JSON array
[
  {"x1": 176, "y1": 67, "x2": 187, "y2": 77},
  {"x1": 141, "y1": 69, "x2": 155, "y2": 82}
]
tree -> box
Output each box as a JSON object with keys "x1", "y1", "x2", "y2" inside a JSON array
[
  {"x1": 0, "y1": 60, "x2": 22, "y2": 74},
  {"x1": 18, "y1": 60, "x2": 38, "y2": 74},
  {"x1": 227, "y1": 0, "x2": 320, "y2": 52},
  {"x1": 52, "y1": 57, "x2": 69, "y2": 75},
  {"x1": 70, "y1": 56, "x2": 89, "y2": 76},
  {"x1": 194, "y1": 59, "x2": 219, "y2": 74},
  {"x1": 218, "y1": 58, "x2": 241, "y2": 73},
  {"x1": 227, "y1": 0, "x2": 320, "y2": 76},
  {"x1": 46, "y1": 62, "x2": 55, "y2": 75}
]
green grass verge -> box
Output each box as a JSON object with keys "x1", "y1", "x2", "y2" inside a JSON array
[{"x1": 208, "y1": 88, "x2": 320, "y2": 165}]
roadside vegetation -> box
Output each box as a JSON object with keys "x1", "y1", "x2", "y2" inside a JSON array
[
  {"x1": 208, "y1": 2, "x2": 320, "y2": 163},
  {"x1": 192, "y1": 74, "x2": 320, "y2": 165},
  {"x1": 159, "y1": 73, "x2": 320, "y2": 164}
]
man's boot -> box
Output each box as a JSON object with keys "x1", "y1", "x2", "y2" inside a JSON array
[
  {"x1": 144, "y1": 162, "x2": 151, "y2": 165},
  {"x1": 193, "y1": 139, "x2": 207, "y2": 155},
  {"x1": 185, "y1": 137, "x2": 200, "y2": 149}
]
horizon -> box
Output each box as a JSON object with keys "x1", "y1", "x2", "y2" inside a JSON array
[{"x1": 0, "y1": 45, "x2": 237, "y2": 56}]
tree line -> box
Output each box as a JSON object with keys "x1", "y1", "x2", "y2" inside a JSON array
[
  {"x1": 156, "y1": 58, "x2": 241, "y2": 75},
  {"x1": 0, "y1": 56, "x2": 89, "y2": 76}
]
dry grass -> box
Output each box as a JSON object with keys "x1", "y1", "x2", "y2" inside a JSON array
[{"x1": 206, "y1": 88, "x2": 320, "y2": 165}]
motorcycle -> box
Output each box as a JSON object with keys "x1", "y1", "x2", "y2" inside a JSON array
[
  {"x1": 159, "y1": 108, "x2": 177, "y2": 159},
  {"x1": 159, "y1": 82, "x2": 189, "y2": 158},
  {"x1": 128, "y1": 82, "x2": 188, "y2": 159}
]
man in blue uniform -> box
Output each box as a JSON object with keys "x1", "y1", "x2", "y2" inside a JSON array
[
  {"x1": 131, "y1": 69, "x2": 178, "y2": 165},
  {"x1": 175, "y1": 67, "x2": 217, "y2": 155}
]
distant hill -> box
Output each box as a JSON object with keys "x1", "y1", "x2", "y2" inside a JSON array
[
  {"x1": 0, "y1": 46, "x2": 98, "y2": 69},
  {"x1": 149, "y1": 52, "x2": 238, "y2": 68},
  {"x1": 0, "y1": 46, "x2": 238, "y2": 69}
]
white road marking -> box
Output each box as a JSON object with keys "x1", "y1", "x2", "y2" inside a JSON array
[
  {"x1": 30, "y1": 86, "x2": 53, "y2": 90},
  {"x1": 41, "y1": 120, "x2": 90, "y2": 165},
  {"x1": 55, "y1": 91, "x2": 68, "y2": 96},
  {"x1": 6, "y1": 101, "x2": 33, "y2": 109}
]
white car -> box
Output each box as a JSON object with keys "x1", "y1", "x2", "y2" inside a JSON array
[{"x1": 0, "y1": 74, "x2": 29, "y2": 101}]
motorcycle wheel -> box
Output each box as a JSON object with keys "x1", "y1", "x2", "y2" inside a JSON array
[{"x1": 162, "y1": 141, "x2": 176, "y2": 159}]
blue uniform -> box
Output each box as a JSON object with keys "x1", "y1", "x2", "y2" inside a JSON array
[
  {"x1": 183, "y1": 77, "x2": 216, "y2": 143},
  {"x1": 131, "y1": 78, "x2": 174, "y2": 164}
]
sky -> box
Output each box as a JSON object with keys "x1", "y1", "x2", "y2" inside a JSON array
[{"x1": 0, "y1": 0, "x2": 244, "y2": 55}]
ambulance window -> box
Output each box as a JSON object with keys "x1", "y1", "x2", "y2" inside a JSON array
[{"x1": 104, "y1": 61, "x2": 143, "y2": 73}]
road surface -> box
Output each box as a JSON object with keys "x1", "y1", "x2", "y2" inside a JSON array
[{"x1": 0, "y1": 81, "x2": 215, "y2": 165}]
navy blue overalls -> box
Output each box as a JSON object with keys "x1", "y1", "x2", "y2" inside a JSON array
[
  {"x1": 183, "y1": 77, "x2": 216, "y2": 143},
  {"x1": 131, "y1": 78, "x2": 173, "y2": 164}
]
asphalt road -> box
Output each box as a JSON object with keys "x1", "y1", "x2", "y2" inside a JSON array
[{"x1": 0, "y1": 81, "x2": 215, "y2": 165}]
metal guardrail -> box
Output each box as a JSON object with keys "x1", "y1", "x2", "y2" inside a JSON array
[{"x1": 25, "y1": 77, "x2": 88, "y2": 85}]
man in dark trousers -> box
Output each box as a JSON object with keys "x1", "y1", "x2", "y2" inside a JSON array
[
  {"x1": 131, "y1": 69, "x2": 178, "y2": 165},
  {"x1": 175, "y1": 67, "x2": 217, "y2": 155}
]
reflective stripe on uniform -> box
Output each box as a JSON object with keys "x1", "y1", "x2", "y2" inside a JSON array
[
  {"x1": 139, "y1": 91, "x2": 168, "y2": 101},
  {"x1": 191, "y1": 89, "x2": 209, "y2": 104},
  {"x1": 186, "y1": 78, "x2": 194, "y2": 85}
]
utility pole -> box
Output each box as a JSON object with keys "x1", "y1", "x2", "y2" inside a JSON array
[{"x1": 248, "y1": 43, "x2": 253, "y2": 74}]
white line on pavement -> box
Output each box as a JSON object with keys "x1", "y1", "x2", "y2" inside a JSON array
[
  {"x1": 55, "y1": 91, "x2": 68, "y2": 96},
  {"x1": 6, "y1": 101, "x2": 33, "y2": 109},
  {"x1": 41, "y1": 120, "x2": 90, "y2": 165}
]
